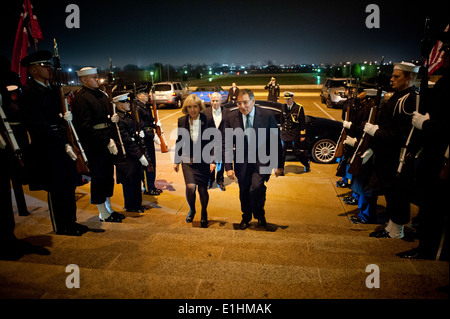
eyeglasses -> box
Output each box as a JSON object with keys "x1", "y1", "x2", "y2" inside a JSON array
[{"x1": 236, "y1": 100, "x2": 251, "y2": 106}]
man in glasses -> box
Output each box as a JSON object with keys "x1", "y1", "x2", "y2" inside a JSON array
[
  {"x1": 223, "y1": 89, "x2": 283, "y2": 229},
  {"x1": 20, "y1": 50, "x2": 88, "y2": 236}
]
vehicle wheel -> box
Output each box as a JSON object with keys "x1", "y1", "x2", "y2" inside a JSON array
[
  {"x1": 311, "y1": 139, "x2": 336, "y2": 164},
  {"x1": 326, "y1": 97, "x2": 333, "y2": 108}
]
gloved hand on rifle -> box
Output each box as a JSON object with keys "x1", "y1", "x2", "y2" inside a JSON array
[
  {"x1": 153, "y1": 134, "x2": 161, "y2": 145},
  {"x1": 156, "y1": 120, "x2": 161, "y2": 127},
  {"x1": 361, "y1": 148, "x2": 374, "y2": 164},
  {"x1": 139, "y1": 155, "x2": 149, "y2": 167},
  {"x1": 63, "y1": 111, "x2": 73, "y2": 122},
  {"x1": 364, "y1": 123, "x2": 379, "y2": 136},
  {"x1": 65, "y1": 144, "x2": 77, "y2": 161},
  {"x1": 343, "y1": 120, "x2": 352, "y2": 129},
  {"x1": 412, "y1": 111, "x2": 430, "y2": 130},
  {"x1": 111, "y1": 113, "x2": 119, "y2": 123},
  {"x1": 107, "y1": 138, "x2": 118, "y2": 155},
  {"x1": 139, "y1": 130, "x2": 145, "y2": 138},
  {"x1": 343, "y1": 136, "x2": 357, "y2": 147}
]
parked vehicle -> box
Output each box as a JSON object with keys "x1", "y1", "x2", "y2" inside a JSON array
[
  {"x1": 320, "y1": 78, "x2": 354, "y2": 108},
  {"x1": 191, "y1": 85, "x2": 228, "y2": 105},
  {"x1": 223, "y1": 100, "x2": 342, "y2": 164},
  {"x1": 151, "y1": 82, "x2": 190, "y2": 108}
]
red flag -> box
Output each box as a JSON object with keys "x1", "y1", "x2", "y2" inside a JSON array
[
  {"x1": 11, "y1": 0, "x2": 44, "y2": 85},
  {"x1": 428, "y1": 24, "x2": 449, "y2": 76}
]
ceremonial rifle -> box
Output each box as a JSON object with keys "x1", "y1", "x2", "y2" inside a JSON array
[
  {"x1": 106, "y1": 58, "x2": 126, "y2": 158},
  {"x1": 53, "y1": 38, "x2": 89, "y2": 174},
  {"x1": 132, "y1": 83, "x2": 154, "y2": 172},
  {"x1": 150, "y1": 87, "x2": 169, "y2": 153},
  {"x1": 0, "y1": 93, "x2": 24, "y2": 167},
  {"x1": 348, "y1": 57, "x2": 384, "y2": 175},
  {"x1": 397, "y1": 17, "x2": 431, "y2": 176}
]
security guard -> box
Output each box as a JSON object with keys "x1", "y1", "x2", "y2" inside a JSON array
[
  {"x1": 115, "y1": 93, "x2": 149, "y2": 212},
  {"x1": 20, "y1": 50, "x2": 88, "y2": 235},
  {"x1": 264, "y1": 77, "x2": 280, "y2": 102},
  {"x1": 280, "y1": 91, "x2": 310, "y2": 172},
  {"x1": 135, "y1": 90, "x2": 162, "y2": 196},
  {"x1": 71, "y1": 67, "x2": 124, "y2": 222}
]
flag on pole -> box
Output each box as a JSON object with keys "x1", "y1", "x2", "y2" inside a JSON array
[
  {"x1": 428, "y1": 24, "x2": 449, "y2": 76},
  {"x1": 11, "y1": 0, "x2": 44, "y2": 85}
]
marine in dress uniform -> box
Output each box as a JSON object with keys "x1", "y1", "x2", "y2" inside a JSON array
[
  {"x1": 135, "y1": 90, "x2": 162, "y2": 196},
  {"x1": 204, "y1": 92, "x2": 228, "y2": 190},
  {"x1": 367, "y1": 62, "x2": 422, "y2": 238},
  {"x1": 264, "y1": 77, "x2": 280, "y2": 102},
  {"x1": 223, "y1": 89, "x2": 283, "y2": 229},
  {"x1": 280, "y1": 92, "x2": 310, "y2": 172},
  {"x1": 70, "y1": 67, "x2": 124, "y2": 223},
  {"x1": 115, "y1": 93, "x2": 149, "y2": 212},
  {"x1": 20, "y1": 51, "x2": 88, "y2": 235}
]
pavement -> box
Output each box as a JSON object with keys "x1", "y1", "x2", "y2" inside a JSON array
[{"x1": 1, "y1": 95, "x2": 448, "y2": 310}]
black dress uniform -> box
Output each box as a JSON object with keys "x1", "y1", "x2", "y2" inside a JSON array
[
  {"x1": 227, "y1": 85, "x2": 240, "y2": 104},
  {"x1": 70, "y1": 86, "x2": 116, "y2": 205},
  {"x1": 20, "y1": 51, "x2": 84, "y2": 235},
  {"x1": 280, "y1": 94, "x2": 310, "y2": 172},
  {"x1": 136, "y1": 99, "x2": 159, "y2": 195},
  {"x1": 264, "y1": 79, "x2": 280, "y2": 102},
  {"x1": 116, "y1": 103, "x2": 145, "y2": 212}
]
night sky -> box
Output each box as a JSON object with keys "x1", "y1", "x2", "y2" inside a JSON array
[{"x1": 1, "y1": 0, "x2": 449, "y2": 69}]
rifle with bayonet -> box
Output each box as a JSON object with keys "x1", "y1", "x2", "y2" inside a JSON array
[
  {"x1": 52, "y1": 38, "x2": 89, "y2": 174},
  {"x1": 132, "y1": 83, "x2": 154, "y2": 172},
  {"x1": 0, "y1": 93, "x2": 24, "y2": 167},
  {"x1": 348, "y1": 57, "x2": 385, "y2": 175},
  {"x1": 106, "y1": 58, "x2": 126, "y2": 159},
  {"x1": 150, "y1": 87, "x2": 169, "y2": 153},
  {"x1": 397, "y1": 17, "x2": 431, "y2": 176}
]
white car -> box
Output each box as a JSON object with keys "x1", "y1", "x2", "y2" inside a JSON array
[
  {"x1": 320, "y1": 78, "x2": 354, "y2": 108},
  {"x1": 152, "y1": 82, "x2": 190, "y2": 108}
]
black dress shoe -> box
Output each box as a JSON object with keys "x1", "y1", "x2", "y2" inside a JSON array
[
  {"x1": 217, "y1": 182, "x2": 226, "y2": 191},
  {"x1": 100, "y1": 215, "x2": 122, "y2": 223},
  {"x1": 111, "y1": 211, "x2": 126, "y2": 220},
  {"x1": 336, "y1": 180, "x2": 349, "y2": 188},
  {"x1": 397, "y1": 248, "x2": 434, "y2": 260},
  {"x1": 304, "y1": 164, "x2": 311, "y2": 173},
  {"x1": 186, "y1": 211, "x2": 195, "y2": 223},
  {"x1": 350, "y1": 216, "x2": 367, "y2": 224},
  {"x1": 343, "y1": 196, "x2": 358, "y2": 205},
  {"x1": 200, "y1": 220, "x2": 208, "y2": 228},
  {"x1": 207, "y1": 181, "x2": 214, "y2": 189},
  {"x1": 239, "y1": 220, "x2": 250, "y2": 230},
  {"x1": 369, "y1": 229, "x2": 391, "y2": 238},
  {"x1": 258, "y1": 217, "x2": 267, "y2": 228}
]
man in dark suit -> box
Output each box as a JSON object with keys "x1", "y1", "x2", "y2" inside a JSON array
[
  {"x1": 204, "y1": 92, "x2": 228, "y2": 190},
  {"x1": 223, "y1": 89, "x2": 283, "y2": 229},
  {"x1": 227, "y1": 83, "x2": 239, "y2": 104}
]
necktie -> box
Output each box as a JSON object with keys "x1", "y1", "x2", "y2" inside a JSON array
[{"x1": 246, "y1": 114, "x2": 252, "y2": 130}]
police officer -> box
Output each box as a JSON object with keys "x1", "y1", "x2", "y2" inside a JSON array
[
  {"x1": 264, "y1": 77, "x2": 280, "y2": 102},
  {"x1": 367, "y1": 62, "x2": 422, "y2": 238},
  {"x1": 70, "y1": 67, "x2": 124, "y2": 223},
  {"x1": 20, "y1": 50, "x2": 88, "y2": 235},
  {"x1": 115, "y1": 93, "x2": 150, "y2": 212},
  {"x1": 280, "y1": 92, "x2": 310, "y2": 172},
  {"x1": 135, "y1": 90, "x2": 162, "y2": 196}
]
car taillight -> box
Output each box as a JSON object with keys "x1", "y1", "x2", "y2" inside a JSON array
[{"x1": 172, "y1": 92, "x2": 176, "y2": 96}]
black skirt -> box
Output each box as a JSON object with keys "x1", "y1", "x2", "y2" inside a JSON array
[{"x1": 182, "y1": 162, "x2": 210, "y2": 187}]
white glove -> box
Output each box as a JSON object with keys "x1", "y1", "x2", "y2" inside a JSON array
[
  {"x1": 343, "y1": 120, "x2": 352, "y2": 129},
  {"x1": 156, "y1": 120, "x2": 161, "y2": 127},
  {"x1": 107, "y1": 138, "x2": 118, "y2": 155},
  {"x1": 65, "y1": 144, "x2": 77, "y2": 161},
  {"x1": 412, "y1": 111, "x2": 430, "y2": 130},
  {"x1": 343, "y1": 136, "x2": 357, "y2": 147},
  {"x1": 139, "y1": 155, "x2": 149, "y2": 166},
  {"x1": 63, "y1": 111, "x2": 73, "y2": 122},
  {"x1": 111, "y1": 113, "x2": 119, "y2": 123},
  {"x1": 139, "y1": 130, "x2": 145, "y2": 138},
  {"x1": 364, "y1": 123, "x2": 379, "y2": 136},
  {"x1": 153, "y1": 134, "x2": 161, "y2": 145},
  {"x1": 361, "y1": 148, "x2": 374, "y2": 164}
]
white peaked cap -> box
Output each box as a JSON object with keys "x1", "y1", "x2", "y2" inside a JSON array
[
  {"x1": 113, "y1": 93, "x2": 129, "y2": 103},
  {"x1": 393, "y1": 62, "x2": 419, "y2": 73},
  {"x1": 76, "y1": 67, "x2": 98, "y2": 77}
]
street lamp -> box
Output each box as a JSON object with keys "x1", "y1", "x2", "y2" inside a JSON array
[
  {"x1": 361, "y1": 66, "x2": 365, "y2": 80},
  {"x1": 150, "y1": 71, "x2": 154, "y2": 85}
]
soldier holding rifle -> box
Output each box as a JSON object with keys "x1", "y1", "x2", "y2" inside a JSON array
[
  {"x1": 20, "y1": 50, "x2": 88, "y2": 235},
  {"x1": 71, "y1": 67, "x2": 124, "y2": 223},
  {"x1": 366, "y1": 62, "x2": 422, "y2": 239}
]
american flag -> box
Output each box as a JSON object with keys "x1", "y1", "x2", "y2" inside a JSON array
[
  {"x1": 428, "y1": 24, "x2": 449, "y2": 76},
  {"x1": 11, "y1": 0, "x2": 44, "y2": 85}
]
